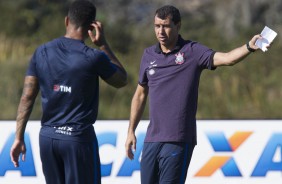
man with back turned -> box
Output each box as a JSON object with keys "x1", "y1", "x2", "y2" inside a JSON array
[{"x1": 10, "y1": 1, "x2": 127, "y2": 184}]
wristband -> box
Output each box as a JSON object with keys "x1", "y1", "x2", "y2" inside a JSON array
[{"x1": 246, "y1": 42, "x2": 255, "y2": 52}]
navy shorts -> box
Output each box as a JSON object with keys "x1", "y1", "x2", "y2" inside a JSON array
[
  {"x1": 141, "y1": 142, "x2": 195, "y2": 184},
  {"x1": 39, "y1": 135, "x2": 101, "y2": 184}
]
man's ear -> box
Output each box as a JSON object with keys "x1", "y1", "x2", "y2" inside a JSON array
[{"x1": 65, "y1": 16, "x2": 69, "y2": 27}]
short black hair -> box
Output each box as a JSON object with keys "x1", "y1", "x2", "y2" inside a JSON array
[
  {"x1": 68, "y1": 0, "x2": 96, "y2": 28},
  {"x1": 155, "y1": 5, "x2": 181, "y2": 24}
]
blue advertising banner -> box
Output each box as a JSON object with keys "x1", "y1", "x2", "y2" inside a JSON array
[{"x1": 0, "y1": 120, "x2": 281, "y2": 184}]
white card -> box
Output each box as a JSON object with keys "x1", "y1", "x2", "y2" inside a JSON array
[{"x1": 255, "y1": 26, "x2": 277, "y2": 52}]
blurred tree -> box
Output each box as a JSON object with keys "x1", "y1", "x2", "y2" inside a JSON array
[{"x1": 0, "y1": 0, "x2": 281, "y2": 120}]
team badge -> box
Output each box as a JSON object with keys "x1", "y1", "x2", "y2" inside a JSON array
[
  {"x1": 149, "y1": 69, "x2": 155, "y2": 75},
  {"x1": 175, "y1": 52, "x2": 185, "y2": 64}
]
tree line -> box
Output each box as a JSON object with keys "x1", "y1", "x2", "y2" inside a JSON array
[{"x1": 0, "y1": 0, "x2": 281, "y2": 120}]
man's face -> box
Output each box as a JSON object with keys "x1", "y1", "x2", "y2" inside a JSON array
[{"x1": 154, "y1": 15, "x2": 180, "y2": 51}]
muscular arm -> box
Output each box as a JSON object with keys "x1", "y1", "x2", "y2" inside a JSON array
[
  {"x1": 213, "y1": 34, "x2": 262, "y2": 67},
  {"x1": 125, "y1": 84, "x2": 148, "y2": 160},
  {"x1": 15, "y1": 76, "x2": 39, "y2": 139},
  {"x1": 88, "y1": 21, "x2": 127, "y2": 88},
  {"x1": 10, "y1": 76, "x2": 39, "y2": 167},
  {"x1": 100, "y1": 44, "x2": 128, "y2": 88}
]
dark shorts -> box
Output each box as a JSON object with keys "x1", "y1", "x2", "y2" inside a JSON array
[
  {"x1": 141, "y1": 142, "x2": 195, "y2": 184},
  {"x1": 39, "y1": 135, "x2": 101, "y2": 184}
]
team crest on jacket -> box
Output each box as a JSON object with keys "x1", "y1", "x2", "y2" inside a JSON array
[{"x1": 175, "y1": 52, "x2": 185, "y2": 64}]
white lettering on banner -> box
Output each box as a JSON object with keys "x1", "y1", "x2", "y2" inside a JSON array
[{"x1": 0, "y1": 120, "x2": 282, "y2": 184}]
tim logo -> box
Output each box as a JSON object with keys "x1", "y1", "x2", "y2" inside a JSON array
[
  {"x1": 195, "y1": 131, "x2": 252, "y2": 177},
  {"x1": 53, "y1": 85, "x2": 72, "y2": 93}
]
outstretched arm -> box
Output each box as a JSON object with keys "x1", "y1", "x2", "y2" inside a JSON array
[
  {"x1": 125, "y1": 84, "x2": 148, "y2": 160},
  {"x1": 10, "y1": 76, "x2": 39, "y2": 167},
  {"x1": 213, "y1": 34, "x2": 263, "y2": 67}
]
